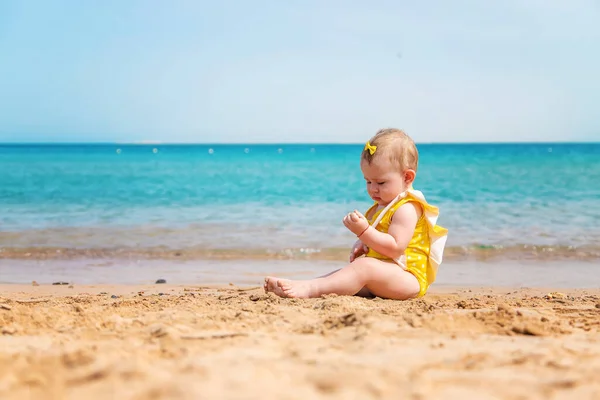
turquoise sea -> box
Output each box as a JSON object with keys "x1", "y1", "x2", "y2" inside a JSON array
[{"x1": 1, "y1": 143, "x2": 599, "y2": 284}]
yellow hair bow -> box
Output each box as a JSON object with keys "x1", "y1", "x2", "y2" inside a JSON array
[{"x1": 364, "y1": 141, "x2": 377, "y2": 155}]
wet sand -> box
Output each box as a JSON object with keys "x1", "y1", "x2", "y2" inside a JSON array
[
  {"x1": 2, "y1": 258, "x2": 598, "y2": 290},
  {"x1": 1, "y1": 283, "x2": 599, "y2": 399}
]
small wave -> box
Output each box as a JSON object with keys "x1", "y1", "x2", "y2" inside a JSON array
[{"x1": 0, "y1": 244, "x2": 599, "y2": 262}]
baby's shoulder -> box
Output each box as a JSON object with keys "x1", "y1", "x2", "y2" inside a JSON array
[{"x1": 390, "y1": 199, "x2": 423, "y2": 222}]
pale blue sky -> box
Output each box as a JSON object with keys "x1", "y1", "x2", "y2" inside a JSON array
[{"x1": 1, "y1": 1, "x2": 599, "y2": 143}]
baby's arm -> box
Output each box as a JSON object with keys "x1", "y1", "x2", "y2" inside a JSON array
[{"x1": 359, "y1": 202, "x2": 421, "y2": 260}]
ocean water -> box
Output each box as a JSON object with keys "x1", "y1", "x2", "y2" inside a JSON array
[{"x1": 1, "y1": 143, "x2": 600, "y2": 264}]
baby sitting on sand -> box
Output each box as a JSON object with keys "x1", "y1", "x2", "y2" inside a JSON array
[{"x1": 264, "y1": 128, "x2": 448, "y2": 300}]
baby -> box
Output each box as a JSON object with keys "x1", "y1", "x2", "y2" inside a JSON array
[{"x1": 264, "y1": 128, "x2": 448, "y2": 300}]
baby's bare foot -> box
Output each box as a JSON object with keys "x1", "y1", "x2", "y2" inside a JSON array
[
  {"x1": 264, "y1": 276, "x2": 287, "y2": 297},
  {"x1": 276, "y1": 279, "x2": 317, "y2": 299}
]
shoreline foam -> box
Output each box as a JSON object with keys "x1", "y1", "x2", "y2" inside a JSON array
[{"x1": 1, "y1": 243, "x2": 599, "y2": 262}]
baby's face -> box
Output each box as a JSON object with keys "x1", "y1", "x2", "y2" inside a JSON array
[{"x1": 360, "y1": 159, "x2": 409, "y2": 207}]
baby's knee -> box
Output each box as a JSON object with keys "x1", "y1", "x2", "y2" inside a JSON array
[{"x1": 350, "y1": 257, "x2": 381, "y2": 276}]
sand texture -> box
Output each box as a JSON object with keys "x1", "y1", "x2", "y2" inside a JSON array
[{"x1": 1, "y1": 284, "x2": 599, "y2": 400}]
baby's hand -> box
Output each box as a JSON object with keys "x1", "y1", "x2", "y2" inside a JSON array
[
  {"x1": 349, "y1": 239, "x2": 369, "y2": 262},
  {"x1": 343, "y1": 210, "x2": 370, "y2": 236}
]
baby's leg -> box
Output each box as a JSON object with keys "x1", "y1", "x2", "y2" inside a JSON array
[
  {"x1": 265, "y1": 269, "x2": 372, "y2": 297},
  {"x1": 267, "y1": 257, "x2": 420, "y2": 300},
  {"x1": 319, "y1": 269, "x2": 373, "y2": 297},
  {"x1": 265, "y1": 268, "x2": 341, "y2": 294}
]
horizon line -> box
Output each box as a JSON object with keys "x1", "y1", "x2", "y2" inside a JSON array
[{"x1": 0, "y1": 140, "x2": 599, "y2": 146}]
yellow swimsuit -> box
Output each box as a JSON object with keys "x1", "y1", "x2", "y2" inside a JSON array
[{"x1": 364, "y1": 188, "x2": 448, "y2": 297}]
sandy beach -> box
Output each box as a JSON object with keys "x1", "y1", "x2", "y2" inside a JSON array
[{"x1": 1, "y1": 283, "x2": 599, "y2": 399}]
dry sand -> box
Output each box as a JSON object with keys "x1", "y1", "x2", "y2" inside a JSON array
[{"x1": 1, "y1": 283, "x2": 599, "y2": 400}]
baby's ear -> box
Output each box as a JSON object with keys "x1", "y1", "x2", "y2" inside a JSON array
[{"x1": 404, "y1": 169, "x2": 416, "y2": 184}]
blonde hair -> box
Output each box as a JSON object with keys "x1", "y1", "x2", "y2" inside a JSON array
[{"x1": 361, "y1": 128, "x2": 419, "y2": 172}]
